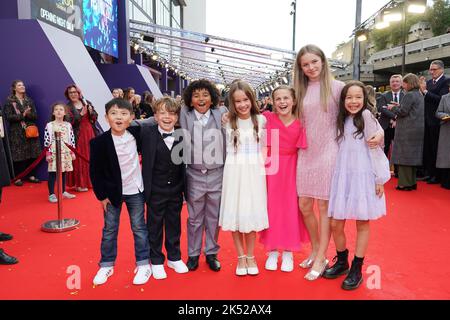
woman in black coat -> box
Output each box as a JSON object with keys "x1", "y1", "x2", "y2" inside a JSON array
[{"x1": 3, "y1": 80, "x2": 42, "y2": 186}]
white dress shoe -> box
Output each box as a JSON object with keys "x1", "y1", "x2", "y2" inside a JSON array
[
  {"x1": 167, "y1": 260, "x2": 189, "y2": 273},
  {"x1": 246, "y1": 256, "x2": 259, "y2": 276},
  {"x1": 152, "y1": 264, "x2": 167, "y2": 280},
  {"x1": 133, "y1": 264, "x2": 152, "y2": 285},
  {"x1": 281, "y1": 251, "x2": 294, "y2": 272},
  {"x1": 265, "y1": 251, "x2": 279, "y2": 271},
  {"x1": 93, "y1": 266, "x2": 114, "y2": 285},
  {"x1": 236, "y1": 255, "x2": 247, "y2": 276}
]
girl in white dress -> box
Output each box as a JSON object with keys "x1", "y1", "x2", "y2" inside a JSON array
[
  {"x1": 219, "y1": 80, "x2": 268, "y2": 276},
  {"x1": 44, "y1": 102, "x2": 76, "y2": 203}
]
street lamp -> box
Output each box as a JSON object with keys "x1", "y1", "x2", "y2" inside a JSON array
[
  {"x1": 290, "y1": 1, "x2": 297, "y2": 51},
  {"x1": 353, "y1": 0, "x2": 362, "y2": 80},
  {"x1": 400, "y1": 0, "x2": 426, "y2": 75}
]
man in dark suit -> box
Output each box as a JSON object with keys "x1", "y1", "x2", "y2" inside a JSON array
[
  {"x1": 377, "y1": 74, "x2": 405, "y2": 158},
  {"x1": 1, "y1": 108, "x2": 18, "y2": 265},
  {"x1": 419, "y1": 60, "x2": 449, "y2": 184}
]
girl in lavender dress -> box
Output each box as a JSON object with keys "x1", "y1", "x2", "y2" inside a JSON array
[
  {"x1": 324, "y1": 81, "x2": 390, "y2": 290},
  {"x1": 293, "y1": 45, "x2": 384, "y2": 281}
]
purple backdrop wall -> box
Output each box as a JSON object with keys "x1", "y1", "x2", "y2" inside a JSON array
[
  {"x1": 0, "y1": 1, "x2": 18, "y2": 19},
  {"x1": 0, "y1": 19, "x2": 75, "y2": 180},
  {"x1": 98, "y1": 64, "x2": 152, "y2": 96}
]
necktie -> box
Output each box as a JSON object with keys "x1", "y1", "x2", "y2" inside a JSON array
[
  {"x1": 162, "y1": 132, "x2": 173, "y2": 139},
  {"x1": 200, "y1": 114, "x2": 208, "y2": 126},
  {"x1": 433, "y1": 80, "x2": 436, "y2": 85},
  {"x1": 393, "y1": 93, "x2": 398, "y2": 103}
]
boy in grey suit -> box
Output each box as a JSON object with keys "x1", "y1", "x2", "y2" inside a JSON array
[{"x1": 181, "y1": 79, "x2": 227, "y2": 271}]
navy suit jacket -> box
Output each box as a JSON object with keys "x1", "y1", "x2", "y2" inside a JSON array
[
  {"x1": 425, "y1": 76, "x2": 449, "y2": 126},
  {"x1": 89, "y1": 127, "x2": 141, "y2": 208}
]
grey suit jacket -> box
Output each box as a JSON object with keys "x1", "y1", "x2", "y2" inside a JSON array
[{"x1": 178, "y1": 105, "x2": 228, "y2": 166}]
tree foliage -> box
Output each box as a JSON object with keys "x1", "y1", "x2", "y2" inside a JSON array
[
  {"x1": 428, "y1": 0, "x2": 450, "y2": 36},
  {"x1": 368, "y1": 2, "x2": 437, "y2": 52}
]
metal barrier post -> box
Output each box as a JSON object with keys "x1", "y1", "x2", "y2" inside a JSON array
[{"x1": 42, "y1": 131, "x2": 79, "y2": 232}]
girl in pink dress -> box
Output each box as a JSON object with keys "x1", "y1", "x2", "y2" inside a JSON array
[
  {"x1": 293, "y1": 45, "x2": 383, "y2": 281},
  {"x1": 259, "y1": 86, "x2": 309, "y2": 272}
]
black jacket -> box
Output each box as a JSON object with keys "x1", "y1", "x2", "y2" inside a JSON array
[
  {"x1": 377, "y1": 90, "x2": 404, "y2": 130},
  {"x1": 424, "y1": 76, "x2": 449, "y2": 127},
  {"x1": 89, "y1": 127, "x2": 141, "y2": 208},
  {"x1": 139, "y1": 124, "x2": 186, "y2": 203}
]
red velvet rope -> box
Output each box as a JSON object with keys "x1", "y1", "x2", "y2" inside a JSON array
[
  {"x1": 64, "y1": 143, "x2": 90, "y2": 164},
  {"x1": 11, "y1": 148, "x2": 47, "y2": 183},
  {"x1": 11, "y1": 143, "x2": 90, "y2": 183}
]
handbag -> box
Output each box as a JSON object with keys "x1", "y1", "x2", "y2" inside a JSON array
[
  {"x1": 25, "y1": 125, "x2": 39, "y2": 138},
  {"x1": 12, "y1": 101, "x2": 39, "y2": 139}
]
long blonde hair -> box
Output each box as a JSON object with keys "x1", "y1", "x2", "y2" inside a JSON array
[
  {"x1": 228, "y1": 80, "x2": 261, "y2": 152},
  {"x1": 292, "y1": 44, "x2": 334, "y2": 119}
]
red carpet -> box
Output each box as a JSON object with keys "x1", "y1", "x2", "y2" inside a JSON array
[{"x1": 0, "y1": 179, "x2": 449, "y2": 300}]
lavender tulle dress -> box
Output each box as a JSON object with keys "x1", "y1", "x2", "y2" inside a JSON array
[{"x1": 328, "y1": 110, "x2": 390, "y2": 221}]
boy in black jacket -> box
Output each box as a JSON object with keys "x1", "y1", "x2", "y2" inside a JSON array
[
  {"x1": 140, "y1": 97, "x2": 188, "y2": 279},
  {"x1": 90, "y1": 98, "x2": 151, "y2": 286}
]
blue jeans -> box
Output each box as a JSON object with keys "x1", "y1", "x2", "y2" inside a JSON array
[{"x1": 99, "y1": 193, "x2": 150, "y2": 267}]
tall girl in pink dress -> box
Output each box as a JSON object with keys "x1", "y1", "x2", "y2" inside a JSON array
[
  {"x1": 259, "y1": 86, "x2": 309, "y2": 272},
  {"x1": 293, "y1": 45, "x2": 383, "y2": 280}
]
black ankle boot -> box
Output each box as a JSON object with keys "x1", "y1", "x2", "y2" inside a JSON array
[
  {"x1": 342, "y1": 256, "x2": 364, "y2": 290},
  {"x1": 323, "y1": 249, "x2": 349, "y2": 279}
]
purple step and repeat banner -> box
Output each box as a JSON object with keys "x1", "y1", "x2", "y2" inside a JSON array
[{"x1": 31, "y1": 0, "x2": 118, "y2": 57}]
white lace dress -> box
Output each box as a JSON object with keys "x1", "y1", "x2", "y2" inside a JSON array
[{"x1": 219, "y1": 115, "x2": 269, "y2": 233}]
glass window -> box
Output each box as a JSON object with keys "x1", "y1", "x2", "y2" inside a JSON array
[
  {"x1": 172, "y1": 4, "x2": 180, "y2": 27},
  {"x1": 130, "y1": 0, "x2": 153, "y2": 23},
  {"x1": 156, "y1": 0, "x2": 171, "y2": 27}
]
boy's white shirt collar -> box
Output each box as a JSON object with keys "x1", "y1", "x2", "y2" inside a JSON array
[
  {"x1": 158, "y1": 126, "x2": 175, "y2": 135},
  {"x1": 194, "y1": 109, "x2": 211, "y2": 121}
]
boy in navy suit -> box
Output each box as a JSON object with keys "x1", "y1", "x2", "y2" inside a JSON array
[
  {"x1": 90, "y1": 98, "x2": 151, "y2": 286},
  {"x1": 140, "y1": 97, "x2": 188, "y2": 279}
]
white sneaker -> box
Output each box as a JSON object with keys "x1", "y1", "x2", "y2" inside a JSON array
[
  {"x1": 281, "y1": 251, "x2": 294, "y2": 272},
  {"x1": 62, "y1": 191, "x2": 76, "y2": 199},
  {"x1": 76, "y1": 187, "x2": 89, "y2": 192},
  {"x1": 167, "y1": 260, "x2": 189, "y2": 273},
  {"x1": 265, "y1": 251, "x2": 279, "y2": 271},
  {"x1": 133, "y1": 264, "x2": 152, "y2": 285},
  {"x1": 93, "y1": 266, "x2": 114, "y2": 285},
  {"x1": 48, "y1": 194, "x2": 58, "y2": 203},
  {"x1": 152, "y1": 264, "x2": 167, "y2": 280}
]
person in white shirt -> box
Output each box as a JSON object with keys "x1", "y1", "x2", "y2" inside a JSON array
[{"x1": 90, "y1": 98, "x2": 151, "y2": 286}]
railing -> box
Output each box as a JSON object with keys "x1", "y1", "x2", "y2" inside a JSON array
[{"x1": 368, "y1": 33, "x2": 450, "y2": 64}]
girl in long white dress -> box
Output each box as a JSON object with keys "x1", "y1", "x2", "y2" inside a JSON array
[{"x1": 219, "y1": 80, "x2": 268, "y2": 276}]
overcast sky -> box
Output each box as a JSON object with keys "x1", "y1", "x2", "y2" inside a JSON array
[{"x1": 206, "y1": 0, "x2": 394, "y2": 57}]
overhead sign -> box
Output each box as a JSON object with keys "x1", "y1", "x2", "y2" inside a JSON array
[{"x1": 31, "y1": 0, "x2": 118, "y2": 58}]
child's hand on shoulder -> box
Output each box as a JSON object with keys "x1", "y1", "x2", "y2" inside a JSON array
[
  {"x1": 367, "y1": 132, "x2": 383, "y2": 149},
  {"x1": 221, "y1": 112, "x2": 230, "y2": 126},
  {"x1": 70, "y1": 152, "x2": 76, "y2": 160},
  {"x1": 375, "y1": 184, "x2": 384, "y2": 198}
]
